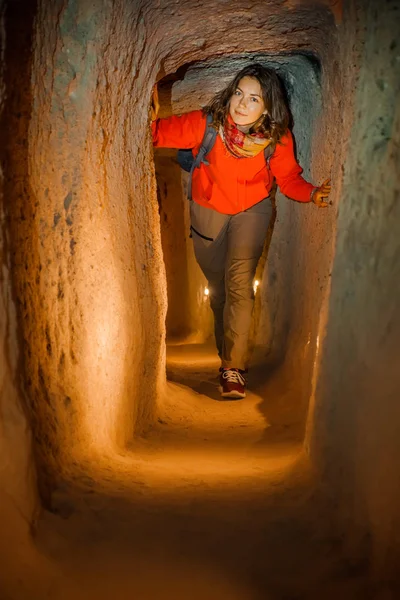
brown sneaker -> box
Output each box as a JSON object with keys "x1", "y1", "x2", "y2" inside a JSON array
[{"x1": 219, "y1": 368, "x2": 246, "y2": 399}]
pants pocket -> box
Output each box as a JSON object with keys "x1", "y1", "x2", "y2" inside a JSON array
[
  {"x1": 190, "y1": 225, "x2": 214, "y2": 242},
  {"x1": 189, "y1": 200, "x2": 229, "y2": 246}
]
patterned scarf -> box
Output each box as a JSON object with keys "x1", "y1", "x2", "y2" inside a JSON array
[{"x1": 220, "y1": 114, "x2": 271, "y2": 159}]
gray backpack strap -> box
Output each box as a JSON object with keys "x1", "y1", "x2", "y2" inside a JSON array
[
  {"x1": 264, "y1": 142, "x2": 275, "y2": 166},
  {"x1": 187, "y1": 113, "x2": 217, "y2": 201}
]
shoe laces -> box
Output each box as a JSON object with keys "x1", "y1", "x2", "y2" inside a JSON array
[{"x1": 222, "y1": 369, "x2": 245, "y2": 385}]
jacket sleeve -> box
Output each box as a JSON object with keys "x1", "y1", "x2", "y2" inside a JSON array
[
  {"x1": 269, "y1": 130, "x2": 316, "y2": 202},
  {"x1": 152, "y1": 110, "x2": 206, "y2": 149}
]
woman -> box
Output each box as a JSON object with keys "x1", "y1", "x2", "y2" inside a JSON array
[{"x1": 151, "y1": 64, "x2": 331, "y2": 400}]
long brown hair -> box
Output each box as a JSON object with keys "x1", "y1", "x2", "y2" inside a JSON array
[{"x1": 203, "y1": 64, "x2": 289, "y2": 147}]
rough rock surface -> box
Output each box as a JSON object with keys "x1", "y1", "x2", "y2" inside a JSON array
[
  {"x1": 0, "y1": 0, "x2": 39, "y2": 590},
  {"x1": 307, "y1": 0, "x2": 400, "y2": 582},
  {"x1": 0, "y1": 0, "x2": 398, "y2": 594},
  {"x1": 155, "y1": 149, "x2": 214, "y2": 341}
]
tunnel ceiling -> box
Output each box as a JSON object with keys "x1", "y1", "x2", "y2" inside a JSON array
[
  {"x1": 155, "y1": 0, "x2": 336, "y2": 77},
  {"x1": 168, "y1": 54, "x2": 321, "y2": 115}
]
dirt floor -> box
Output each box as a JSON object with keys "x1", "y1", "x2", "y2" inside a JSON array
[{"x1": 2, "y1": 343, "x2": 380, "y2": 599}]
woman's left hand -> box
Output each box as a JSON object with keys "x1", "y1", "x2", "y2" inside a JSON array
[{"x1": 312, "y1": 179, "x2": 331, "y2": 208}]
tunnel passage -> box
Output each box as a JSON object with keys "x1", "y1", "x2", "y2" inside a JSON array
[
  {"x1": 154, "y1": 53, "x2": 322, "y2": 358},
  {"x1": 0, "y1": 0, "x2": 339, "y2": 494},
  {"x1": 1, "y1": 0, "x2": 400, "y2": 595},
  {"x1": 153, "y1": 54, "x2": 326, "y2": 451}
]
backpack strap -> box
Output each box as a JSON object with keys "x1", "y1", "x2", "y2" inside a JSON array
[
  {"x1": 264, "y1": 142, "x2": 275, "y2": 166},
  {"x1": 187, "y1": 113, "x2": 217, "y2": 201}
]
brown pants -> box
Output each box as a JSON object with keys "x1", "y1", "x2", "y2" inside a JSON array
[{"x1": 190, "y1": 198, "x2": 273, "y2": 370}]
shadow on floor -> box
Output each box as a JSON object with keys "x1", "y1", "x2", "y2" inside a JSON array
[
  {"x1": 27, "y1": 342, "x2": 375, "y2": 600},
  {"x1": 34, "y1": 458, "x2": 373, "y2": 600}
]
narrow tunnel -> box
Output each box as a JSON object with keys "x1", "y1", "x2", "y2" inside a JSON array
[
  {"x1": 154, "y1": 53, "x2": 323, "y2": 455},
  {"x1": 1, "y1": 0, "x2": 399, "y2": 598}
]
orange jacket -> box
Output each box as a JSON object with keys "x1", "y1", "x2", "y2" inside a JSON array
[{"x1": 152, "y1": 110, "x2": 315, "y2": 215}]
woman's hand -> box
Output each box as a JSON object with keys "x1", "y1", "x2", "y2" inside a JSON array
[
  {"x1": 312, "y1": 179, "x2": 331, "y2": 208},
  {"x1": 151, "y1": 84, "x2": 160, "y2": 121}
]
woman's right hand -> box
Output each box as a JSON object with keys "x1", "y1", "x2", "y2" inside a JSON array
[
  {"x1": 151, "y1": 84, "x2": 160, "y2": 121},
  {"x1": 312, "y1": 179, "x2": 331, "y2": 208}
]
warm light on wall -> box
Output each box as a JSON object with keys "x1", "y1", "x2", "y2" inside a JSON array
[
  {"x1": 77, "y1": 234, "x2": 131, "y2": 454},
  {"x1": 253, "y1": 280, "x2": 260, "y2": 294},
  {"x1": 204, "y1": 287, "x2": 210, "y2": 297}
]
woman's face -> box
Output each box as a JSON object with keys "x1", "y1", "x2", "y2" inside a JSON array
[{"x1": 229, "y1": 76, "x2": 266, "y2": 127}]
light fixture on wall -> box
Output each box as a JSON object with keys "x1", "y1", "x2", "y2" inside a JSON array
[
  {"x1": 204, "y1": 287, "x2": 210, "y2": 297},
  {"x1": 253, "y1": 280, "x2": 260, "y2": 294}
]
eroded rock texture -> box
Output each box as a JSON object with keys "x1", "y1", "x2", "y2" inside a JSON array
[
  {"x1": 307, "y1": 0, "x2": 400, "y2": 581},
  {"x1": 0, "y1": 0, "x2": 38, "y2": 533},
  {"x1": 3, "y1": 0, "x2": 169, "y2": 502},
  {"x1": 0, "y1": 0, "x2": 398, "y2": 587}
]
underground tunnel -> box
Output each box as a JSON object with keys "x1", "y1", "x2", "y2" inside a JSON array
[{"x1": 0, "y1": 0, "x2": 399, "y2": 598}]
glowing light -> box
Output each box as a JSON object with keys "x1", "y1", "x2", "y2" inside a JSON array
[
  {"x1": 77, "y1": 233, "x2": 130, "y2": 453},
  {"x1": 204, "y1": 287, "x2": 210, "y2": 297},
  {"x1": 253, "y1": 279, "x2": 260, "y2": 294}
]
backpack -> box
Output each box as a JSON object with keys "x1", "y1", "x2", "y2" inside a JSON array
[{"x1": 177, "y1": 113, "x2": 275, "y2": 201}]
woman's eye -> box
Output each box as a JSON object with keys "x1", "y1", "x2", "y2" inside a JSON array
[
  {"x1": 235, "y1": 90, "x2": 241, "y2": 96},
  {"x1": 251, "y1": 97, "x2": 259, "y2": 102}
]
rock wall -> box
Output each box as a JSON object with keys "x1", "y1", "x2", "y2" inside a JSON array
[
  {"x1": 307, "y1": 0, "x2": 400, "y2": 583},
  {"x1": 3, "y1": 0, "x2": 169, "y2": 498},
  {"x1": 3, "y1": 1, "x2": 399, "y2": 587},
  {"x1": 0, "y1": 0, "x2": 38, "y2": 557},
  {"x1": 155, "y1": 148, "x2": 213, "y2": 342}
]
